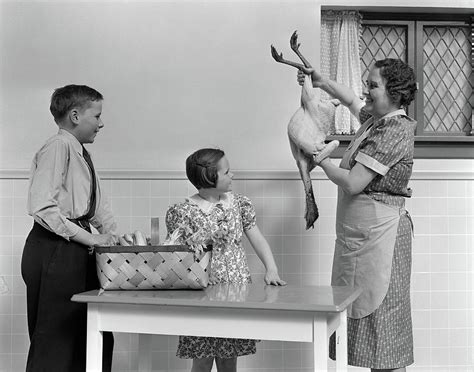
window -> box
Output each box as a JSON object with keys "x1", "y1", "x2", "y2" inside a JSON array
[{"x1": 328, "y1": 12, "x2": 474, "y2": 158}]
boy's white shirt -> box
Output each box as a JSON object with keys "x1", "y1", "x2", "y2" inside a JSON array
[{"x1": 27, "y1": 129, "x2": 116, "y2": 239}]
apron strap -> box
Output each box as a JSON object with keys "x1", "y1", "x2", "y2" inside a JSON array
[{"x1": 404, "y1": 210, "x2": 414, "y2": 238}]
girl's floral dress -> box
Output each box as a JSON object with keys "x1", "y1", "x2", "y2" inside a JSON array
[{"x1": 165, "y1": 192, "x2": 257, "y2": 359}]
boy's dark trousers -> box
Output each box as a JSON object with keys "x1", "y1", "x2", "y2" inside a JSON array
[{"x1": 21, "y1": 222, "x2": 114, "y2": 372}]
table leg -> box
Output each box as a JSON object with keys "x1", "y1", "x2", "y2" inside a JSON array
[
  {"x1": 138, "y1": 334, "x2": 153, "y2": 372},
  {"x1": 87, "y1": 304, "x2": 103, "y2": 372},
  {"x1": 313, "y1": 314, "x2": 329, "y2": 372},
  {"x1": 335, "y1": 309, "x2": 348, "y2": 372}
]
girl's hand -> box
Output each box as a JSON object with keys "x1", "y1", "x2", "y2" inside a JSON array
[{"x1": 265, "y1": 270, "x2": 287, "y2": 286}]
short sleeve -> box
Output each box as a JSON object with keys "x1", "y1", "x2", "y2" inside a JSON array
[
  {"x1": 236, "y1": 194, "x2": 256, "y2": 231},
  {"x1": 356, "y1": 117, "x2": 410, "y2": 176},
  {"x1": 165, "y1": 204, "x2": 188, "y2": 241}
]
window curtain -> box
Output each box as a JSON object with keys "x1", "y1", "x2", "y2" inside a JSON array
[{"x1": 321, "y1": 10, "x2": 363, "y2": 134}]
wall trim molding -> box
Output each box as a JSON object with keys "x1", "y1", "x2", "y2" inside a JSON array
[{"x1": 1, "y1": 169, "x2": 473, "y2": 180}]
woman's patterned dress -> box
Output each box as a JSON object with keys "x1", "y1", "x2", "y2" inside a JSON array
[
  {"x1": 330, "y1": 108, "x2": 416, "y2": 369},
  {"x1": 165, "y1": 192, "x2": 258, "y2": 359}
]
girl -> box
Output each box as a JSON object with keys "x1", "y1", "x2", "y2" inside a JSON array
[{"x1": 165, "y1": 148, "x2": 286, "y2": 372}]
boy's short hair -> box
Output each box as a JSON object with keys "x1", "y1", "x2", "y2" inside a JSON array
[
  {"x1": 50, "y1": 84, "x2": 103, "y2": 122},
  {"x1": 186, "y1": 148, "x2": 225, "y2": 189}
]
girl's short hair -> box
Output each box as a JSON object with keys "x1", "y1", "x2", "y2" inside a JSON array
[
  {"x1": 50, "y1": 84, "x2": 103, "y2": 122},
  {"x1": 186, "y1": 148, "x2": 225, "y2": 189},
  {"x1": 374, "y1": 58, "x2": 417, "y2": 108}
]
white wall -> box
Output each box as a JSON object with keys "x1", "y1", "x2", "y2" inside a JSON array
[
  {"x1": 1, "y1": 0, "x2": 325, "y2": 171},
  {"x1": 2, "y1": 1, "x2": 472, "y2": 171},
  {"x1": 0, "y1": 1, "x2": 473, "y2": 371},
  {"x1": 1, "y1": 172, "x2": 473, "y2": 371}
]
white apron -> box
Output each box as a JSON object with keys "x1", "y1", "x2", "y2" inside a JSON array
[{"x1": 331, "y1": 111, "x2": 407, "y2": 319}]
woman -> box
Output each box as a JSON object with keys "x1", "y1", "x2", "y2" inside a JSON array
[{"x1": 297, "y1": 58, "x2": 417, "y2": 371}]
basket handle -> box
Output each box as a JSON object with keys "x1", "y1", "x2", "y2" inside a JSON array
[{"x1": 151, "y1": 217, "x2": 160, "y2": 245}]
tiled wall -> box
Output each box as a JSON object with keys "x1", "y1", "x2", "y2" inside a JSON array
[{"x1": 0, "y1": 172, "x2": 472, "y2": 372}]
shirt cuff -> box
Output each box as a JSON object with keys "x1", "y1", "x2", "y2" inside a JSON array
[
  {"x1": 355, "y1": 152, "x2": 390, "y2": 176},
  {"x1": 65, "y1": 220, "x2": 81, "y2": 239},
  {"x1": 32, "y1": 215, "x2": 81, "y2": 240}
]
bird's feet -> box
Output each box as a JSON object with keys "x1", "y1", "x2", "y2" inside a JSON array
[
  {"x1": 305, "y1": 201, "x2": 319, "y2": 230},
  {"x1": 290, "y1": 30, "x2": 301, "y2": 53},
  {"x1": 270, "y1": 45, "x2": 285, "y2": 63}
]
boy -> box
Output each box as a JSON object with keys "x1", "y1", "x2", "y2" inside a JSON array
[{"x1": 21, "y1": 85, "x2": 118, "y2": 371}]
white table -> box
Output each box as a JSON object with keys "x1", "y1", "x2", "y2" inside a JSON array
[{"x1": 72, "y1": 283, "x2": 361, "y2": 372}]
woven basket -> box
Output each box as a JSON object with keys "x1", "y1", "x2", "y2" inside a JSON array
[{"x1": 95, "y1": 245, "x2": 211, "y2": 290}]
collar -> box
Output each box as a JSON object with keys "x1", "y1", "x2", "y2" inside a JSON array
[
  {"x1": 347, "y1": 108, "x2": 408, "y2": 154},
  {"x1": 186, "y1": 192, "x2": 233, "y2": 213},
  {"x1": 58, "y1": 128, "x2": 83, "y2": 155},
  {"x1": 369, "y1": 108, "x2": 408, "y2": 131},
  {"x1": 380, "y1": 108, "x2": 407, "y2": 120}
]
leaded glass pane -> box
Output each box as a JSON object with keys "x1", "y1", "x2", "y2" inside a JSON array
[
  {"x1": 360, "y1": 24, "x2": 407, "y2": 86},
  {"x1": 423, "y1": 25, "x2": 472, "y2": 134}
]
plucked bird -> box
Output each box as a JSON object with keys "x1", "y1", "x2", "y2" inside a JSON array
[{"x1": 271, "y1": 31, "x2": 340, "y2": 229}]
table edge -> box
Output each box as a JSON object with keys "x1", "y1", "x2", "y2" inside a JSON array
[{"x1": 71, "y1": 287, "x2": 362, "y2": 313}]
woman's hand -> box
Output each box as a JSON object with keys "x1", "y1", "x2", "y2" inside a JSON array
[
  {"x1": 297, "y1": 69, "x2": 324, "y2": 88},
  {"x1": 264, "y1": 270, "x2": 287, "y2": 286},
  {"x1": 312, "y1": 155, "x2": 331, "y2": 168},
  {"x1": 297, "y1": 70, "x2": 306, "y2": 86}
]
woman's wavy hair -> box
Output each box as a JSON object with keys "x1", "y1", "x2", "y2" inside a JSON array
[
  {"x1": 374, "y1": 58, "x2": 417, "y2": 108},
  {"x1": 186, "y1": 148, "x2": 225, "y2": 190}
]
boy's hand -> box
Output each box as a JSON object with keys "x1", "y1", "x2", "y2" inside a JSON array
[
  {"x1": 92, "y1": 233, "x2": 118, "y2": 247},
  {"x1": 264, "y1": 270, "x2": 287, "y2": 286}
]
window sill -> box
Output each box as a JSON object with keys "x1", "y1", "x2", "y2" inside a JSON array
[{"x1": 326, "y1": 135, "x2": 474, "y2": 159}]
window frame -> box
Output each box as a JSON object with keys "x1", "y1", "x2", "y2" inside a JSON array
[{"x1": 325, "y1": 11, "x2": 474, "y2": 159}]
